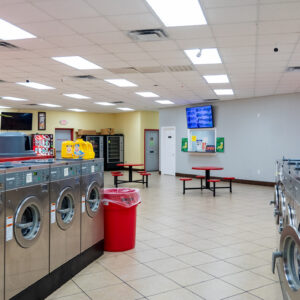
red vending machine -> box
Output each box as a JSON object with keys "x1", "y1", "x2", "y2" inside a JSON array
[{"x1": 32, "y1": 134, "x2": 54, "y2": 156}]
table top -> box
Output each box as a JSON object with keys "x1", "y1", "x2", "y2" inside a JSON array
[
  {"x1": 192, "y1": 166, "x2": 224, "y2": 171},
  {"x1": 117, "y1": 163, "x2": 144, "y2": 167}
]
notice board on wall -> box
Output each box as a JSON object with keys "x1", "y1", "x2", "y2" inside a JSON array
[{"x1": 187, "y1": 128, "x2": 216, "y2": 153}]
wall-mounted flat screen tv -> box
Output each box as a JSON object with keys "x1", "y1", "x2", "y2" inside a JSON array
[
  {"x1": 1, "y1": 112, "x2": 33, "y2": 130},
  {"x1": 186, "y1": 105, "x2": 214, "y2": 128}
]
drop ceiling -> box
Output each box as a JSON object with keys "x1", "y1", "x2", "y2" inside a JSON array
[{"x1": 0, "y1": 0, "x2": 300, "y2": 113}]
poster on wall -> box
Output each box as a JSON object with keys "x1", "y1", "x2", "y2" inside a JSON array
[
  {"x1": 181, "y1": 138, "x2": 188, "y2": 152},
  {"x1": 188, "y1": 129, "x2": 216, "y2": 153},
  {"x1": 38, "y1": 112, "x2": 46, "y2": 130},
  {"x1": 216, "y1": 137, "x2": 224, "y2": 152}
]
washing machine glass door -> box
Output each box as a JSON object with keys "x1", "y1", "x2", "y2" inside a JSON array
[
  {"x1": 280, "y1": 226, "x2": 300, "y2": 298},
  {"x1": 86, "y1": 181, "x2": 101, "y2": 218},
  {"x1": 14, "y1": 196, "x2": 43, "y2": 248},
  {"x1": 56, "y1": 187, "x2": 75, "y2": 230}
]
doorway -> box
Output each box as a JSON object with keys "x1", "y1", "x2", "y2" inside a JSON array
[
  {"x1": 160, "y1": 127, "x2": 176, "y2": 175},
  {"x1": 55, "y1": 128, "x2": 73, "y2": 158},
  {"x1": 144, "y1": 129, "x2": 159, "y2": 172}
]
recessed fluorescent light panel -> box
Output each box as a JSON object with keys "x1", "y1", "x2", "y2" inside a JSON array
[
  {"x1": 0, "y1": 106, "x2": 11, "y2": 109},
  {"x1": 16, "y1": 82, "x2": 55, "y2": 90},
  {"x1": 117, "y1": 108, "x2": 135, "y2": 111},
  {"x1": 68, "y1": 108, "x2": 86, "y2": 112},
  {"x1": 52, "y1": 56, "x2": 102, "y2": 70},
  {"x1": 214, "y1": 89, "x2": 234, "y2": 95},
  {"x1": 146, "y1": 0, "x2": 207, "y2": 27},
  {"x1": 95, "y1": 102, "x2": 116, "y2": 106},
  {"x1": 184, "y1": 48, "x2": 222, "y2": 64},
  {"x1": 203, "y1": 75, "x2": 229, "y2": 84},
  {"x1": 63, "y1": 93, "x2": 90, "y2": 99},
  {"x1": 0, "y1": 18, "x2": 36, "y2": 40},
  {"x1": 155, "y1": 100, "x2": 174, "y2": 104},
  {"x1": 39, "y1": 103, "x2": 62, "y2": 107},
  {"x1": 135, "y1": 92, "x2": 159, "y2": 98},
  {"x1": 2, "y1": 96, "x2": 28, "y2": 101},
  {"x1": 104, "y1": 79, "x2": 137, "y2": 87}
]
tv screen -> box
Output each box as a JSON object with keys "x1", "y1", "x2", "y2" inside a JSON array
[
  {"x1": 1, "y1": 112, "x2": 33, "y2": 130},
  {"x1": 186, "y1": 105, "x2": 214, "y2": 128}
]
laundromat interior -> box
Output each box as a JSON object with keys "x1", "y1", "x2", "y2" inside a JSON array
[{"x1": 0, "y1": 1, "x2": 299, "y2": 299}]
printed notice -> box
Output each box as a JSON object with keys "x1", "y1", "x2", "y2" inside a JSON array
[
  {"x1": 191, "y1": 135, "x2": 197, "y2": 142},
  {"x1": 6, "y1": 216, "x2": 13, "y2": 241},
  {"x1": 81, "y1": 196, "x2": 86, "y2": 213},
  {"x1": 91, "y1": 165, "x2": 95, "y2": 173},
  {"x1": 26, "y1": 173, "x2": 33, "y2": 183},
  {"x1": 64, "y1": 168, "x2": 69, "y2": 177},
  {"x1": 51, "y1": 203, "x2": 56, "y2": 224}
]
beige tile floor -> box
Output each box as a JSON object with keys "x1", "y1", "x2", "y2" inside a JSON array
[{"x1": 48, "y1": 172, "x2": 282, "y2": 300}]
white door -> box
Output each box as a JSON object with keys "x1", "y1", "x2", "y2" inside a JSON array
[
  {"x1": 161, "y1": 127, "x2": 176, "y2": 175},
  {"x1": 55, "y1": 129, "x2": 72, "y2": 158}
]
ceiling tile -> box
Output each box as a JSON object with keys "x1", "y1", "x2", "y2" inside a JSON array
[
  {"x1": 86, "y1": 31, "x2": 131, "y2": 44},
  {"x1": 138, "y1": 40, "x2": 179, "y2": 52},
  {"x1": 101, "y1": 43, "x2": 143, "y2": 53},
  {"x1": 202, "y1": 0, "x2": 258, "y2": 8},
  {"x1": 260, "y1": 3, "x2": 300, "y2": 21},
  {"x1": 212, "y1": 23, "x2": 257, "y2": 37}
]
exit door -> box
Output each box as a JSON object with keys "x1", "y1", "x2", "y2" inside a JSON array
[
  {"x1": 145, "y1": 130, "x2": 159, "y2": 172},
  {"x1": 55, "y1": 129, "x2": 73, "y2": 158}
]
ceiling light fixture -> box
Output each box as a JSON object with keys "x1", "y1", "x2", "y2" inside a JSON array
[
  {"x1": 16, "y1": 81, "x2": 55, "y2": 90},
  {"x1": 39, "y1": 103, "x2": 62, "y2": 107},
  {"x1": 52, "y1": 56, "x2": 102, "y2": 70},
  {"x1": 214, "y1": 89, "x2": 234, "y2": 95},
  {"x1": 117, "y1": 108, "x2": 135, "y2": 111},
  {"x1": 67, "y1": 108, "x2": 86, "y2": 112},
  {"x1": 203, "y1": 75, "x2": 229, "y2": 84},
  {"x1": 1, "y1": 96, "x2": 28, "y2": 101},
  {"x1": 104, "y1": 79, "x2": 137, "y2": 87},
  {"x1": 0, "y1": 18, "x2": 36, "y2": 40},
  {"x1": 155, "y1": 100, "x2": 174, "y2": 104},
  {"x1": 95, "y1": 102, "x2": 116, "y2": 106},
  {"x1": 63, "y1": 93, "x2": 90, "y2": 99},
  {"x1": 0, "y1": 106, "x2": 11, "y2": 109},
  {"x1": 184, "y1": 48, "x2": 222, "y2": 64},
  {"x1": 135, "y1": 92, "x2": 159, "y2": 98},
  {"x1": 146, "y1": 0, "x2": 207, "y2": 27}
]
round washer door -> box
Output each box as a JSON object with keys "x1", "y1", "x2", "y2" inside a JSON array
[
  {"x1": 56, "y1": 187, "x2": 75, "y2": 231},
  {"x1": 279, "y1": 225, "x2": 300, "y2": 300},
  {"x1": 85, "y1": 181, "x2": 101, "y2": 218},
  {"x1": 14, "y1": 196, "x2": 43, "y2": 248}
]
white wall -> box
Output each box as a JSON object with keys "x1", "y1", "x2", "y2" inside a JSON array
[{"x1": 159, "y1": 93, "x2": 300, "y2": 182}]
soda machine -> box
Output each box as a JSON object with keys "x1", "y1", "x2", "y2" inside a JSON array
[{"x1": 32, "y1": 134, "x2": 54, "y2": 156}]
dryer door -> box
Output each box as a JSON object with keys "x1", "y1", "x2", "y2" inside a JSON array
[
  {"x1": 279, "y1": 225, "x2": 300, "y2": 300},
  {"x1": 56, "y1": 187, "x2": 75, "y2": 230},
  {"x1": 85, "y1": 181, "x2": 101, "y2": 218},
  {"x1": 14, "y1": 196, "x2": 43, "y2": 248}
]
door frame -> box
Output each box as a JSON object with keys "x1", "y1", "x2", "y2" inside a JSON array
[
  {"x1": 54, "y1": 128, "x2": 74, "y2": 141},
  {"x1": 144, "y1": 129, "x2": 159, "y2": 172},
  {"x1": 160, "y1": 126, "x2": 176, "y2": 176}
]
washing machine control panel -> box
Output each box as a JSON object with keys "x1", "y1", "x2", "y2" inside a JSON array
[
  {"x1": 0, "y1": 173, "x2": 4, "y2": 191},
  {"x1": 81, "y1": 161, "x2": 102, "y2": 176},
  {"x1": 50, "y1": 163, "x2": 81, "y2": 181},
  {"x1": 5, "y1": 168, "x2": 49, "y2": 190}
]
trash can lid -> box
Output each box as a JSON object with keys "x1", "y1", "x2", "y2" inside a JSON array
[{"x1": 103, "y1": 188, "x2": 141, "y2": 207}]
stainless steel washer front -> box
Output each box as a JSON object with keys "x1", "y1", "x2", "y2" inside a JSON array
[
  {"x1": 80, "y1": 159, "x2": 104, "y2": 253},
  {"x1": 4, "y1": 164, "x2": 49, "y2": 300},
  {"x1": 0, "y1": 169, "x2": 5, "y2": 300},
  {"x1": 278, "y1": 226, "x2": 300, "y2": 300},
  {"x1": 49, "y1": 161, "x2": 81, "y2": 272}
]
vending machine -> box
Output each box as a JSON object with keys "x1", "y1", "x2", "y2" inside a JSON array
[
  {"x1": 103, "y1": 134, "x2": 124, "y2": 170},
  {"x1": 31, "y1": 134, "x2": 54, "y2": 156}
]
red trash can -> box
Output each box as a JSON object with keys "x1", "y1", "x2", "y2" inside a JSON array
[{"x1": 103, "y1": 188, "x2": 141, "y2": 252}]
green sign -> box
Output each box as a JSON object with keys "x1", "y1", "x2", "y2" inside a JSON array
[
  {"x1": 216, "y1": 137, "x2": 224, "y2": 152},
  {"x1": 181, "y1": 138, "x2": 188, "y2": 152}
]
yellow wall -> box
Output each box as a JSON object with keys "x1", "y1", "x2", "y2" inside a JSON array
[{"x1": 0, "y1": 109, "x2": 159, "y2": 163}]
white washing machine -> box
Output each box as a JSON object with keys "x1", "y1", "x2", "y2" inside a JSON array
[
  {"x1": 4, "y1": 164, "x2": 49, "y2": 299},
  {"x1": 49, "y1": 160, "x2": 81, "y2": 272},
  {"x1": 80, "y1": 159, "x2": 104, "y2": 253}
]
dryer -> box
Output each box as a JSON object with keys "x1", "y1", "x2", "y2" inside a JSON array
[
  {"x1": 49, "y1": 160, "x2": 81, "y2": 272},
  {"x1": 80, "y1": 158, "x2": 104, "y2": 252},
  {"x1": 0, "y1": 169, "x2": 5, "y2": 300},
  {"x1": 4, "y1": 164, "x2": 49, "y2": 299}
]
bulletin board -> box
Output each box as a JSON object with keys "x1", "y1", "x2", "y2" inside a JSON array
[{"x1": 187, "y1": 128, "x2": 216, "y2": 153}]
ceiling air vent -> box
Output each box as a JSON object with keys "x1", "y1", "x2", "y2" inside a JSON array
[
  {"x1": 25, "y1": 104, "x2": 39, "y2": 106},
  {"x1": 72, "y1": 75, "x2": 98, "y2": 79},
  {"x1": 0, "y1": 79, "x2": 6, "y2": 83},
  {"x1": 287, "y1": 66, "x2": 300, "y2": 72},
  {"x1": 128, "y1": 29, "x2": 168, "y2": 41},
  {"x1": 112, "y1": 101, "x2": 124, "y2": 104},
  {"x1": 165, "y1": 65, "x2": 194, "y2": 72},
  {"x1": 0, "y1": 41, "x2": 19, "y2": 49},
  {"x1": 202, "y1": 99, "x2": 219, "y2": 103}
]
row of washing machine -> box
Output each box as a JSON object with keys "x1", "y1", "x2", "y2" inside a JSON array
[
  {"x1": 0, "y1": 158, "x2": 104, "y2": 300},
  {"x1": 271, "y1": 158, "x2": 300, "y2": 300}
]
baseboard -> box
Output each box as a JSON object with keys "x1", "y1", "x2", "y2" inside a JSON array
[
  {"x1": 12, "y1": 239, "x2": 104, "y2": 300},
  {"x1": 175, "y1": 172, "x2": 274, "y2": 187}
]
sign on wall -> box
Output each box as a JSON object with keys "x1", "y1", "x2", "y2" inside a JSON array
[{"x1": 216, "y1": 137, "x2": 224, "y2": 152}]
